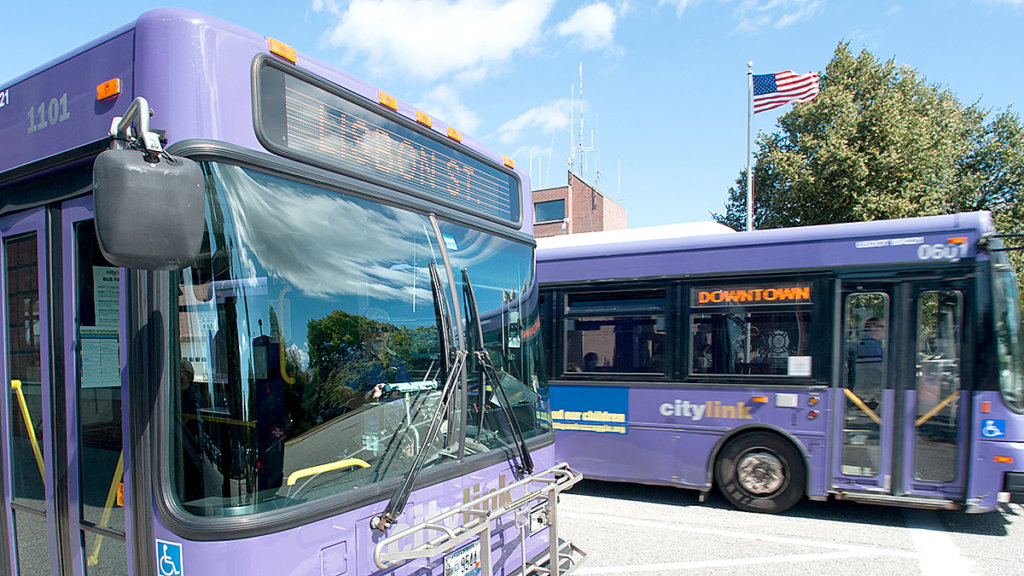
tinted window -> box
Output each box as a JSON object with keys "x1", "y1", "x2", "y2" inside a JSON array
[
  {"x1": 690, "y1": 283, "x2": 814, "y2": 377},
  {"x1": 535, "y1": 200, "x2": 565, "y2": 223},
  {"x1": 564, "y1": 291, "x2": 666, "y2": 375}
]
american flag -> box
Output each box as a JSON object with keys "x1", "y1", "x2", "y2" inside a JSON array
[{"x1": 752, "y1": 71, "x2": 820, "y2": 114}]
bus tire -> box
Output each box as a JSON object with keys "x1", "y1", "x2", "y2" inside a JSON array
[{"x1": 714, "y1": 431, "x2": 805, "y2": 514}]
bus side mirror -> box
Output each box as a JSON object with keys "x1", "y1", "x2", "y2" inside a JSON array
[{"x1": 93, "y1": 149, "x2": 205, "y2": 271}]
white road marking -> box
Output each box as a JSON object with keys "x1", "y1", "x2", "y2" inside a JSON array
[
  {"x1": 902, "y1": 508, "x2": 976, "y2": 576},
  {"x1": 564, "y1": 510, "x2": 918, "y2": 575}
]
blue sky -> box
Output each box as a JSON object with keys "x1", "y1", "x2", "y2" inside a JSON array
[{"x1": 2, "y1": 1, "x2": 1022, "y2": 228}]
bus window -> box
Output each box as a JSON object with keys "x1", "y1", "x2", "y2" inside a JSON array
[
  {"x1": 689, "y1": 283, "x2": 814, "y2": 378},
  {"x1": 563, "y1": 291, "x2": 666, "y2": 375},
  {"x1": 994, "y1": 266, "x2": 1024, "y2": 412},
  {"x1": 173, "y1": 164, "x2": 450, "y2": 515},
  {"x1": 842, "y1": 292, "x2": 889, "y2": 477},
  {"x1": 915, "y1": 290, "x2": 962, "y2": 483}
]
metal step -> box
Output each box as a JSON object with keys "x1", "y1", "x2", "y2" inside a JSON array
[{"x1": 834, "y1": 491, "x2": 960, "y2": 510}]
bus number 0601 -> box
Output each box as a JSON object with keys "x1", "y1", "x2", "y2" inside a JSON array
[{"x1": 27, "y1": 93, "x2": 71, "y2": 134}]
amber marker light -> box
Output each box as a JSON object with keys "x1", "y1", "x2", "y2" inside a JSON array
[
  {"x1": 503, "y1": 156, "x2": 515, "y2": 169},
  {"x1": 994, "y1": 456, "x2": 1014, "y2": 464},
  {"x1": 751, "y1": 396, "x2": 769, "y2": 404},
  {"x1": 948, "y1": 236, "x2": 968, "y2": 245},
  {"x1": 415, "y1": 111, "x2": 432, "y2": 127},
  {"x1": 96, "y1": 78, "x2": 121, "y2": 101},
  {"x1": 379, "y1": 92, "x2": 398, "y2": 111},
  {"x1": 808, "y1": 397, "x2": 819, "y2": 406},
  {"x1": 269, "y1": 38, "x2": 297, "y2": 63},
  {"x1": 981, "y1": 401, "x2": 991, "y2": 413},
  {"x1": 447, "y1": 127, "x2": 462, "y2": 142}
]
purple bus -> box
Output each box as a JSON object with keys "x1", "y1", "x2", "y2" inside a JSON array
[
  {"x1": 0, "y1": 9, "x2": 583, "y2": 575},
  {"x1": 538, "y1": 213, "x2": 1024, "y2": 514}
]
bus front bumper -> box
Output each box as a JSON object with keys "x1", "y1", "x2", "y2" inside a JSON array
[{"x1": 999, "y1": 472, "x2": 1024, "y2": 504}]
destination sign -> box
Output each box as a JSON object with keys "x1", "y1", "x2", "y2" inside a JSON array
[
  {"x1": 256, "y1": 60, "x2": 520, "y2": 225},
  {"x1": 693, "y1": 285, "x2": 812, "y2": 306}
]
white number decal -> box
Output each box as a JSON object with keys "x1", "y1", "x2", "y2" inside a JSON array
[
  {"x1": 0, "y1": 89, "x2": 9, "y2": 109},
  {"x1": 27, "y1": 92, "x2": 71, "y2": 134}
]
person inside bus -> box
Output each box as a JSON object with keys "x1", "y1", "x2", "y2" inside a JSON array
[
  {"x1": 583, "y1": 352, "x2": 600, "y2": 371},
  {"x1": 693, "y1": 329, "x2": 713, "y2": 372},
  {"x1": 179, "y1": 360, "x2": 207, "y2": 503},
  {"x1": 854, "y1": 317, "x2": 885, "y2": 410}
]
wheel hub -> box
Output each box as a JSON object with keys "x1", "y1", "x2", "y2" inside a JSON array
[{"x1": 736, "y1": 450, "x2": 784, "y2": 495}]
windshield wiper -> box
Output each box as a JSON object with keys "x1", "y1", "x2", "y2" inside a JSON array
[
  {"x1": 373, "y1": 261, "x2": 463, "y2": 532},
  {"x1": 462, "y1": 269, "x2": 534, "y2": 475}
]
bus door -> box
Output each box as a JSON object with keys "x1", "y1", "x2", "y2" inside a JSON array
[
  {"x1": 835, "y1": 278, "x2": 969, "y2": 505},
  {"x1": 1, "y1": 198, "x2": 129, "y2": 575}
]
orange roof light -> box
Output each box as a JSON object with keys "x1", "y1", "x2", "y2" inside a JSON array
[
  {"x1": 378, "y1": 92, "x2": 398, "y2": 111},
  {"x1": 96, "y1": 78, "x2": 121, "y2": 101},
  {"x1": 503, "y1": 156, "x2": 515, "y2": 169},
  {"x1": 415, "y1": 111, "x2": 433, "y2": 127},
  {"x1": 447, "y1": 127, "x2": 462, "y2": 142},
  {"x1": 268, "y1": 38, "x2": 297, "y2": 63}
]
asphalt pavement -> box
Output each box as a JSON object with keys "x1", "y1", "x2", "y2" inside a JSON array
[{"x1": 558, "y1": 480, "x2": 1023, "y2": 576}]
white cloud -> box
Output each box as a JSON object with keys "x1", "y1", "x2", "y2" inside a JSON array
[
  {"x1": 658, "y1": 0, "x2": 700, "y2": 17},
  {"x1": 418, "y1": 84, "x2": 481, "y2": 134},
  {"x1": 555, "y1": 3, "x2": 619, "y2": 50},
  {"x1": 496, "y1": 99, "x2": 571, "y2": 144},
  {"x1": 312, "y1": 0, "x2": 556, "y2": 82},
  {"x1": 733, "y1": 0, "x2": 823, "y2": 32}
]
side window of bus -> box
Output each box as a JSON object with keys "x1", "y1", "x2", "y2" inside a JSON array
[
  {"x1": 844, "y1": 293, "x2": 890, "y2": 395},
  {"x1": 563, "y1": 291, "x2": 667, "y2": 375},
  {"x1": 690, "y1": 284, "x2": 814, "y2": 377}
]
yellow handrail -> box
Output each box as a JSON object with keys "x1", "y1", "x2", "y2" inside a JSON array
[
  {"x1": 843, "y1": 388, "x2": 882, "y2": 426},
  {"x1": 915, "y1": 391, "x2": 960, "y2": 427},
  {"x1": 286, "y1": 458, "x2": 370, "y2": 486},
  {"x1": 11, "y1": 380, "x2": 44, "y2": 479},
  {"x1": 87, "y1": 451, "x2": 124, "y2": 566}
]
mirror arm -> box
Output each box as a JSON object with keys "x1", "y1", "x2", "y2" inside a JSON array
[{"x1": 108, "y1": 97, "x2": 163, "y2": 159}]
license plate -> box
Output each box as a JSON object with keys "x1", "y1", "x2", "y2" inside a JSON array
[{"x1": 444, "y1": 540, "x2": 482, "y2": 576}]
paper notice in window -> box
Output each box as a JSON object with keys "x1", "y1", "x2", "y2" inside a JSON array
[
  {"x1": 93, "y1": 266, "x2": 120, "y2": 328},
  {"x1": 81, "y1": 326, "x2": 120, "y2": 388},
  {"x1": 788, "y1": 356, "x2": 812, "y2": 376}
]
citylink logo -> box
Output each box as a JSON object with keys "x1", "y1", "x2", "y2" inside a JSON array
[{"x1": 658, "y1": 399, "x2": 753, "y2": 421}]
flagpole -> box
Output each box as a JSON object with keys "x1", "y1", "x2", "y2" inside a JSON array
[{"x1": 746, "y1": 61, "x2": 754, "y2": 232}]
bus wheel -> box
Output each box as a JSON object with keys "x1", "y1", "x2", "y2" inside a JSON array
[{"x1": 714, "y1": 432, "x2": 805, "y2": 513}]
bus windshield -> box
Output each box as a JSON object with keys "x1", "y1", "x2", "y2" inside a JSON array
[
  {"x1": 172, "y1": 162, "x2": 547, "y2": 517},
  {"x1": 993, "y1": 260, "x2": 1024, "y2": 412}
]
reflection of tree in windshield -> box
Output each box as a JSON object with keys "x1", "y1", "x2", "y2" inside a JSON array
[{"x1": 295, "y1": 309, "x2": 439, "y2": 426}]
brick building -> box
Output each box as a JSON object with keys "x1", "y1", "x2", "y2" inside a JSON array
[{"x1": 532, "y1": 172, "x2": 626, "y2": 237}]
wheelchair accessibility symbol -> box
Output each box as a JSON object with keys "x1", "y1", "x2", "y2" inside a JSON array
[
  {"x1": 156, "y1": 539, "x2": 183, "y2": 576},
  {"x1": 981, "y1": 419, "x2": 1006, "y2": 439}
]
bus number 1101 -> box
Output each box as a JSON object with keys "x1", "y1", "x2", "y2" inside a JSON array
[{"x1": 27, "y1": 93, "x2": 71, "y2": 134}]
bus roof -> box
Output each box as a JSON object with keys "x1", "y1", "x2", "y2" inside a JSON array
[
  {"x1": 1, "y1": 8, "x2": 530, "y2": 228},
  {"x1": 537, "y1": 211, "x2": 996, "y2": 284}
]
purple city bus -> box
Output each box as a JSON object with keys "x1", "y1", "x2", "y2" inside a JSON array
[
  {"x1": 0, "y1": 9, "x2": 583, "y2": 575},
  {"x1": 538, "y1": 213, "x2": 1024, "y2": 514}
]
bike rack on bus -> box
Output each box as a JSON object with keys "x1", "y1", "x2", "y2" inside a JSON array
[{"x1": 373, "y1": 462, "x2": 586, "y2": 576}]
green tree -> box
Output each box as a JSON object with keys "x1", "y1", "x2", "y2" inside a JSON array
[{"x1": 716, "y1": 43, "x2": 1024, "y2": 240}]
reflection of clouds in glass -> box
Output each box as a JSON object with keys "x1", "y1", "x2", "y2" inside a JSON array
[
  {"x1": 440, "y1": 221, "x2": 535, "y2": 314},
  {"x1": 289, "y1": 343, "x2": 310, "y2": 371},
  {"x1": 214, "y1": 164, "x2": 436, "y2": 302}
]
